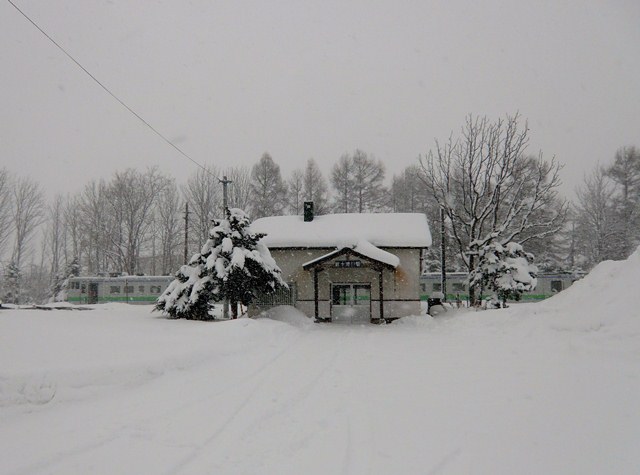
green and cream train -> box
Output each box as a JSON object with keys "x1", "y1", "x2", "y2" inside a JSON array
[
  {"x1": 420, "y1": 272, "x2": 583, "y2": 303},
  {"x1": 67, "y1": 275, "x2": 174, "y2": 305}
]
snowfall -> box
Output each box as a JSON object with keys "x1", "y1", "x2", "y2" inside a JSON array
[{"x1": 1, "y1": 251, "x2": 639, "y2": 474}]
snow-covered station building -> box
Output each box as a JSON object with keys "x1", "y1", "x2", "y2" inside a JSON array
[{"x1": 250, "y1": 206, "x2": 431, "y2": 323}]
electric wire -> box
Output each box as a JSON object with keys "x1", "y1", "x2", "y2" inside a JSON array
[{"x1": 6, "y1": 0, "x2": 216, "y2": 178}]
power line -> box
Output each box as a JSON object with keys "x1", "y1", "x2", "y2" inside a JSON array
[{"x1": 6, "y1": 0, "x2": 215, "y2": 177}]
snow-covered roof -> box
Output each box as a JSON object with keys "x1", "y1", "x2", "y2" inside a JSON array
[
  {"x1": 303, "y1": 240, "x2": 401, "y2": 269},
  {"x1": 251, "y1": 213, "x2": 432, "y2": 248}
]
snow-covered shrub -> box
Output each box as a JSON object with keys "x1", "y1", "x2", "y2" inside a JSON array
[
  {"x1": 469, "y1": 241, "x2": 538, "y2": 308},
  {"x1": 49, "y1": 258, "x2": 81, "y2": 303},
  {"x1": 156, "y1": 208, "x2": 286, "y2": 320}
]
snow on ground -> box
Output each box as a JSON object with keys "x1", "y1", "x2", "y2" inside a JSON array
[{"x1": 1, "y1": 250, "x2": 639, "y2": 474}]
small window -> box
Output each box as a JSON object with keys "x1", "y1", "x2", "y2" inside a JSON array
[
  {"x1": 124, "y1": 286, "x2": 134, "y2": 294},
  {"x1": 138, "y1": 286, "x2": 145, "y2": 293},
  {"x1": 432, "y1": 283, "x2": 442, "y2": 292},
  {"x1": 551, "y1": 280, "x2": 563, "y2": 293},
  {"x1": 81, "y1": 284, "x2": 86, "y2": 293},
  {"x1": 353, "y1": 285, "x2": 371, "y2": 306},
  {"x1": 420, "y1": 283, "x2": 427, "y2": 292},
  {"x1": 110, "y1": 286, "x2": 121, "y2": 294},
  {"x1": 150, "y1": 286, "x2": 161, "y2": 294},
  {"x1": 452, "y1": 282, "x2": 466, "y2": 292}
]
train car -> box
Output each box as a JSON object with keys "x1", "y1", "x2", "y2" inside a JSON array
[
  {"x1": 420, "y1": 272, "x2": 582, "y2": 303},
  {"x1": 67, "y1": 275, "x2": 174, "y2": 305}
]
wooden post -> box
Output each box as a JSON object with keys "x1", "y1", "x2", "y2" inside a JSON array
[
  {"x1": 313, "y1": 267, "x2": 320, "y2": 320},
  {"x1": 378, "y1": 267, "x2": 384, "y2": 323},
  {"x1": 440, "y1": 206, "x2": 447, "y2": 301},
  {"x1": 183, "y1": 202, "x2": 189, "y2": 265}
]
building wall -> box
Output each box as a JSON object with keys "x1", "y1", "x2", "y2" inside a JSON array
[{"x1": 267, "y1": 247, "x2": 422, "y2": 320}]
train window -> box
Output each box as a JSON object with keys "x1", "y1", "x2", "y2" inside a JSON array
[
  {"x1": 150, "y1": 286, "x2": 161, "y2": 293},
  {"x1": 138, "y1": 286, "x2": 145, "y2": 293},
  {"x1": 81, "y1": 284, "x2": 86, "y2": 293},
  {"x1": 124, "y1": 286, "x2": 134, "y2": 294},
  {"x1": 551, "y1": 280, "x2": 563, "y2": 293},
  {"x1": 432, "y1": 283, "x2": 441, "y2": 291},
  {"x1": 110, "y1": 286, "x2": 121, "y2": 294},
  {"x1": 420, "y1": 283, "x2": 426, "y2": 292},
  {"x1": 452, "y1": 283, "x2": 466, "y2": 292}
]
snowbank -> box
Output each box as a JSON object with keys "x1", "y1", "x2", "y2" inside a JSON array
[
  {"x1": 257, "y1": 305, "x2": 316, "y2": 329},
  {"x1": 530, "y1": 246, "x2": 640, "y2": 335}
]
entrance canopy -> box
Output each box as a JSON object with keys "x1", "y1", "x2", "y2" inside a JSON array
[
  {"x1": 302, "y1": 241, "x2": 398, "y2": 323},
  {"x1": 302, "y1": 240, "x2": 399, "y2": 270}
]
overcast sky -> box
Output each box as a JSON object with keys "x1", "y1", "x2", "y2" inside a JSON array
[{"x1": 1, "y1": 0, "x2": 639, "y2": 201}]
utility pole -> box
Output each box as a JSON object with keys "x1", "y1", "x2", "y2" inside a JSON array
[
  {"x1": 183, "y1": 202, "x2": 189, "y2": 265},
  {"x1": 440, "y1": 207, "x2": 447, "y2": 302},
  {"x1": 218, "y1": 176, "x2": 233, "y2": 318},
  {"x1": 219, "y1": 175, "x2": 232, "y2": 217}
]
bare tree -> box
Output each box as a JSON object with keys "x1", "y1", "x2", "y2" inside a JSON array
[
  {"x1": 331, "y1": 150, "x2": 386, "y2": 213},
  {"x1": 331, "y1": 153, "x2": 354, "y2": 213},
  {"x1": 0, "y1": 168, "x2": 13, "y2": 261},
  {"x1": 574, "y1": 167, "x2": 623, "y2": 267},
  {"x1": 391, "y1": 165, "x2": 430, "y2": 213},
  {"x1": 287, "y1": 169, "x2": 305, "y2": 215},
  {"x1": 8, "y1": 176, "x2": 45, "y2": 302},
  {"x1": 303, "y1": 158, "x2": 329, "y2": 214},
  {"x1": 224, "y1": 166, "x2": 252, "y2": 212},
  {"x1": 182, "y1": 165, "x2": 221, "y2": 253},
  {"x1": 249, "y1": 153, "x2": 288, "y2": 218},
  {"x1": 352, "y1": 150, "x2": 387, "y2": 212},
  {"x1": 45, "y1": 194, "x2": 65, "y2": 282},
  {"x1": 104, "y1": 168, "x2": 167, "y2": 275},
  {"x1": 64, "y1": 194, "x2": 83, "y2": 269},
  {"x1": 155, "y1": 178, "x2": 182, "y2": 275},
  {"x1": 605, "y1": 146, "x2": 640, "y2": 257},
  {"x1": 78, "y1": 179, "x2": 109, "y2": 274},
  {"x1": 391, "y1": 165, "x2": 454, "y2": 271},
  {"x1": 11, "y1": 176, "x2": 45, "y2": 270},
  {"x1": 419, "y1": 114, "x2": 567, "y2": 302}
]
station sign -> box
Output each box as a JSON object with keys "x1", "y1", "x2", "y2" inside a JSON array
[{"x1": 335, "y1": 260, "x2": 362, "y2": 268}]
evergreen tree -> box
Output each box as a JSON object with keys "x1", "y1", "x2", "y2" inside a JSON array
[
  {"x1": 469, "y1": 241, "x2": 538, "y2": 308},
  {"x1": 156, "y1": 208, "x2": 286, "y2": 320},
  {"x1": 3, "y1": 261, "x2": 20, "y2": 305}
]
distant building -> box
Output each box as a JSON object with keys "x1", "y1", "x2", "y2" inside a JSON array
[{"x1": 250, "y1": 205, "x2": 431, "y2": 323}]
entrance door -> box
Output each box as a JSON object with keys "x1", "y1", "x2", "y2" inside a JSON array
[
  {"x1": 88, "y1": 283, "x2": 98, "y2": 304},
  {"x1": 331, "y1": 283, "x2": 371, "y2": 324}
]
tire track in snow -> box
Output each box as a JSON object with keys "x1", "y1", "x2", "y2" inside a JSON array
[
  {"x1": 166, "y1": 327, "x2": 353, "y2": 475},
  {"x1": 163, "y1": 327, "x2": 319, "y2": 475}
]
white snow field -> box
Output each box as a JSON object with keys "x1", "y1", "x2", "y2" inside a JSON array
[{"x1": 1, "y1": 250, "x2": 639, "y2": 474}]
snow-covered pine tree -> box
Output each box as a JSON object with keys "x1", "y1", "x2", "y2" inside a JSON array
[
  {"x1": 469, "y1": 241, "x2": 538, "y2": 308},
  {"x1": 156, "y1": 208, "x2": 286, "y2": 320}
]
